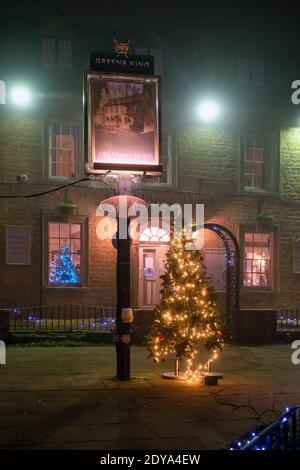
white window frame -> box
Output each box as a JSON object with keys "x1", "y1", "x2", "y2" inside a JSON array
[{"x1": 48, "y1": 119, "x2": 81, "y2": 179}]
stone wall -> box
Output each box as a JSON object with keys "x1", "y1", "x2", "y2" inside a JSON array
[{"x1": 1, "y1": 111, "x2": 300, "y2": 316}]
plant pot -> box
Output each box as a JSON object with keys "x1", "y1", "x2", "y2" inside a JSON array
[
  {"x1": 56, "y1": 203, "x2": 78, "y2": 216},
  {"x1": 255, "y1": 221, "x2": 272, "y2": 232}
]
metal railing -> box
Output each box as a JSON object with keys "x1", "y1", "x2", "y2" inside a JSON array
[
  {"x1": 9, "y1": 304, "x2": 115, "y2": 331},
  {"x1": 278, "y1": 306, "x2": 300, "y2": 329},
  {"x1": 235, "y1": 406, "x2": 300, "y2": 450}
]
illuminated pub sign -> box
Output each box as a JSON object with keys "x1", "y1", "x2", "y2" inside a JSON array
[{"x1": 85, "y1": 52, "x2": 161, "y2": 174}]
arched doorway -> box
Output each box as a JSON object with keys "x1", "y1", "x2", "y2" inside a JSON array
[
  {"x1": 204, "y1": 223, "x2": 240, "y2": 340},
  {"x1": 138, "y1": 227, "x2": 170, "y2": 308}
]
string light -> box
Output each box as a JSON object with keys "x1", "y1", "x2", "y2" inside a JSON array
[{"x1": 147, "y1": 230, "x2": 224, "y2": 379}]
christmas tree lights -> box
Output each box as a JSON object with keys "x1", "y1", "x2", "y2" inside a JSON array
[
  {"x1": 49, "y1": 244, "x2": 80, "y2": 285},
  {"x1": 147, "y1": 231, "x2": 224, "y2": 382}
]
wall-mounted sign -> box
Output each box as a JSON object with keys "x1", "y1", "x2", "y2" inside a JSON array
[
  {"x1": 0, "y1": 80, "x2": 5, "y2": 105},
  {"x1": 203, "y1": 248, "x2": 226, "y2": 292},
  {"x1": 90, "y1": 52, "x2": 154, "y2": 76},
  {"x1": 293, "y1": 240, "x2": 300, "y2": 273},
  {"x1": 85, "y1": 72, "x2": 161, "y2": 174},
  {"x1": 6, "y1": 226, "x2": 31, "y2": 265}
]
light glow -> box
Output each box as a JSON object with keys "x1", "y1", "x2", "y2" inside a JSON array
[
  {"x1": 10, "y1": 86, "x2": 32, "y2": 106},
  {"x1": 197, "y1": 100, "x2": 220, "y2": 122}
]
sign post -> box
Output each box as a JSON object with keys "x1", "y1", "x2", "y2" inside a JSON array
[{"x1": 84, "y1": 40, "x2": 161, "y2": 380}]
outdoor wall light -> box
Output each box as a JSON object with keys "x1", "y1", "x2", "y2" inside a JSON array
[
  {"x1": 197, "y1": 100, "x2": 220, "y2": 122},
  {"x1": 10, "y1": 86, "x2": 32, "y2": 106}
]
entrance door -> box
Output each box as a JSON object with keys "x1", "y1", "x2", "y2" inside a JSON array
[{"x1": 138, "y1": 245, "x2": 168, "y2": 308}]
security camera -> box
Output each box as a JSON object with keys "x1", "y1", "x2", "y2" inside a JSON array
[{"x1": 16, "y1": 174, "x2": 28, "y2": 182}]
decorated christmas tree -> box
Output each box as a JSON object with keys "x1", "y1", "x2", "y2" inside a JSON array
[
  {"x1": 49, "y1": 244, "x2": 79, "y2": 285},
  {"x1": 147, "y1": 231, "x2": 224, "y2": 381}
]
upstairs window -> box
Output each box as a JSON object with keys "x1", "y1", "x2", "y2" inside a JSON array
[
  {"x1": 238, "y1": 58, "x2": 264, "y2": 88},
  {"x1": 43, "y1": 37, "x2": 55, "y2": 69},
  {"x1": 134, "y1": 47, "x2": 163, "y2": 75},
  {"x1": 243, "y1": 232, "x2": 272, "y2": 289},
  {"x1": 42, "y1": 37, "x2": 72, "y2": 70},
  {"x1": 143, "y1": 129, "x2": 172, "y2": 185},
  {"x1": 58, "y1": 39, "x2": 72, "y2": 70},
  {"x1": 242, "y1": 133, "x2": 278, "y2": 191},
  {"x1": 49, "y1": 120, "x2": 81, "y2": 178}
]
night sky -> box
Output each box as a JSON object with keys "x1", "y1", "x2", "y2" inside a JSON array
[{"x1": 0, "y1": 2, "x2": 299, "y2": 29}]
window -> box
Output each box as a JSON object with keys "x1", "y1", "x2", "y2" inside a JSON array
[
  {"x1": 143, "y1": 129, "x2": 171, "y2": 184},
  {"x1": 42, "y1": 37, "x2": 72, "y2": 70},
  {"x1": 58, "y1": 39, "x2": 72, "y2": 70},
  {"x1": 242, "y1": 133, "x2": 277, "y2": 191},
  {"x1": 49, "y1": 120, "x2": 81, "y2": 178},
  {"x1": 243, "y1": 232, "x2": 272, "y2": 288},
  {"x1": 43, "y1": 37, "x2": 55, "y2": 69},
  {"x1": 48, "y1": 222, "x2": 82, "y2": 286},
  {"x1": 237, "y1": 58, "x2": 264, "y2": 88},
  {"x1": 134, "y1": 47, "x2": 163, "y2": 75}
]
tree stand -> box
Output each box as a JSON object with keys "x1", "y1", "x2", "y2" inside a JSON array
[
  {"x1": 162, "y1": 359, "x2": 185, "y2": 380},
  {"x1": 201, "y1": 363, "x2": 223, "y2": 385}
]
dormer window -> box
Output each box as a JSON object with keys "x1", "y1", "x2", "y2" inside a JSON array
[{"x1": 42, "y1": 37, "x2": 72, "y2": 70}]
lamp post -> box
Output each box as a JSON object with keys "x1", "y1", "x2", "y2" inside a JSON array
[{"x1": 100, "y1": 183, "x2": 148, "y2": 380}]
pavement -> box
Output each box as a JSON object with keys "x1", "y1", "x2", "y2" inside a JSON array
[{"x1": 0, "y1": 344, "x2": 299, "y2": 450}]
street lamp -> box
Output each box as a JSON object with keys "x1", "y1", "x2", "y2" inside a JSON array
[
  {"x1": 10, "y1": 86, "x2": 32, "y2": 107},
  {"x1": 197, "y1": 99, "x2": 220, "y2": 122}
]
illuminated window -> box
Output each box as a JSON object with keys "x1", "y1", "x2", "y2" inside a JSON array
[
  {"x1": 243, "y1": 232, "x2": 272, "y2": 288},
  {"x1": 49, "y1": 120, "x2": 80, "y2": 178},
  {"x1": 48, "y1": 222, "x2": 82, "y2": 286},
  {"x1": 139, "y1": 227, "x2": 170, "y2": 242}
]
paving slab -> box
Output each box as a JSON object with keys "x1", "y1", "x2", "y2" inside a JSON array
[{"x1": 0, "y1": 345, "x2": 299, "y2": 450}]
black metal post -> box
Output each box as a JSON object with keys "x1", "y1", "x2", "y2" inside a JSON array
[{"x1": 115, "y1": 216, "x2": 131, "y2": 380}]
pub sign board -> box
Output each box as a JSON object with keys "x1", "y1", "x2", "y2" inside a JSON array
[
  {"x1": 84, "y1": 72, "x2": 162, "y2": 174},
  {"x1": 90, "y1": 51, "x2": 155, "y2": 76}
]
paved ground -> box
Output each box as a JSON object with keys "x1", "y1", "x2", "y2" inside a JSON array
[{"x1": 0, "y1": 344, "x2": 299, "y2": 450}]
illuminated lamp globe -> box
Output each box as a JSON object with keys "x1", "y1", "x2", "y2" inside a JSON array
[
  {"x1": 197, "y1": 100, "x2": 220, "y2": 122},
  {"x1": 10, "y1": 86, "x2": 32, "y2": 106}
]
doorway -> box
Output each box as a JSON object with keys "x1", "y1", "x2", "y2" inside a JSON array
[{"x1": 138, "y1": 227, "x2": 170, "y2": 309}]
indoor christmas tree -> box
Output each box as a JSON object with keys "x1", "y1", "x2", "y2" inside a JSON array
[
  {"x1": 49, "y1": 244, "x2": 80, "y2": 285},
  {"x1": 147, "y1": 231, "x2": 224, "y2": 382}
]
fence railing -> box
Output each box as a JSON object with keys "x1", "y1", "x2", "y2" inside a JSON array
[
  {"x1": 9, "y1": 304, "x2": 115, "y2": 331},
  {"x1": 277, "y1": 306, "x2": 300, "y2": 329},
  {"x1": 233, "y1": 406, "x2": 300, "y2": 450}
]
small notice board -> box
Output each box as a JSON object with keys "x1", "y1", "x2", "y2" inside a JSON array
[
  {"x1": 6, "y1": 226, "x2": 31, "y2": 265},
  {"x1": 293, "y1": 240, "x2": 300, "y2": 273}
]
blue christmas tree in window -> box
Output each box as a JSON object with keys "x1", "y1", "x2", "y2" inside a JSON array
[{"x1": 49, "y1": 244, "x2": 79, "y2": 285}]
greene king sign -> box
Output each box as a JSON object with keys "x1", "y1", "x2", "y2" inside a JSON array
[{"x1": 90, "y1": 52, "x2": 154, "y2": 75}]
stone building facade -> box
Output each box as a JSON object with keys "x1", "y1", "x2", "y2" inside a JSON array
[{"x1": 1, "y1": 11, "x2": 300, "y2": 316}]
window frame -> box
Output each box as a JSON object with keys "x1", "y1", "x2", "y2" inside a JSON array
[
  {"x1": 237, "y1": 57, "x2": 264, "y2": 88},
  {"x1": 142, "y1": 128, "x2": 175, "y2": 187},
  {"x1": 240, "y1": 131, "x2": 280, "y2": 194},
  {"x1": 48, "y1": 119, "x2": 82, "y2": 180},
  {"x1": 42, "y1": 36, "x2": 73, "y2": 70},
  {"x1": 240, "y1": 225, "x2": 278, "y2": 292},
  {"x1": 43, "y1": 215, "x2": 88, "y2": 290}
]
